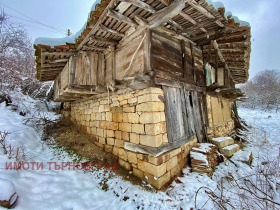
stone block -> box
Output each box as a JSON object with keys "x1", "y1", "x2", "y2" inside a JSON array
[
  {"x1": 100, "y1": 121, "x2": 107, "y2": 129},
  {"x1": 106, "y1": 112, "x2": 112, "y2": 121},
  {"x1": 136, "y1": 102, "x2": 164, "y2": 112},
  {"x1": 145, "y1": 123, "x2": 163, "y2": 135},
  {"x1": 140, "y1": 134, "x2": 162, "y2": 147},
  {"x1": 107, "y1": 138, "x2": 115, "y2": 146},
  {"x1": 118, "y1": 148, "x2": 128, "y2": 161},
  {"x1": 130, "y1": 133, "x2": 140, "y2": 144},
  {"x1": 115, "y1": 139, "x2": 124, "y2": 148},
  {"x1": 123, "y1": 106, "x2": 135, "y2": 113},
  {"x1": 122, "y1": 132, "x2": 130, "y2": 141},
  {"x1": 138, "y1": 94, "x2": 162, "y2": 104},
  {"x1": 139, "y1": 112, "x2": 161, "y2": 124},
  {"x1": 124, "y1": 113, "x2": 138, "y2": 123},
  {"x1": 96, "y1": 128, "x2": 104, "y2": 137},
  {"x1": 113, "y1": 113, "x2": 123, "y2": 123},
  {"x1": 115, "y1": 131, "x2": 122, "y2": 139},
  {"x1": 138, "y1": 160, "x2": 166, "y2": 177},
  {"x1": 127, "y1": 152, "x2": 137, "y2": 164},
  {"x1": 120, "y1": 100, "x2": 128, "y2": 106},
  {"x1": 166, "y1": 156, "x2": 178, "y2": 171},
  {"x1": 211, "y1": 137, "x2": 234, "y2": 148},
  {"x1": 99, "y1": 137, "x2": 106, "y2": 145},
  {"x1": 220, "y1": 144, "x2": 240, "y2": 157},
  {"x1": 148, "y1": 155, "x2": 164, "y2": 166},
  {"x1": 106, "y1": 130, "x2": 115, "y2": 138},
  {"x1": 118, "y1": 93, "x2": 133, "y2": 101},
  {"x1": 133, "y1": 168, "x2": 144, "y2": 180},
  {"x1": 106, "y1": 122, "x2": 118, "y2": 131},
  {"x1": 131, "y1": 124, "x2": 145, "y2": 134},
  {"x1": 119, "y1": 123, "x2": 132, "y2": 132},
  {"x1": 119, "y1": 159, "x2": 131, "y2": 171},
  {"x1": 90, "y1": 127, "x2": 97, "y2": 135},
  {"x1": 128, "y1": 98, "x2": 137, "y2": 104},
  {"x1": 145, "y1": 171, "x2": 170, "y2": 190}
]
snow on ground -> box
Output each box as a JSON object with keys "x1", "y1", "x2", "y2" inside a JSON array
[{"x1": 0, "y1": 93, "x2": 279, "y2": 209}]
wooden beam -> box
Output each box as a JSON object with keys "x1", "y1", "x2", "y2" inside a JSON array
[
  {"x1": 156, "y1": 26, "x2": 196, "y2": 45},
  {"x1": 49, "y1": 58, "x2": 69, "y2": 63},
  {"x1": 99, "y1": 24, "x2": 125, "y2": 37},
  {"x1": 84, "y1": 45, "x2": 107, "y2": 51},
  {"x1": 118, "y1": 0, "x2": 156, "y2": 13},
  {"x1": 185, "y1": 0, "x2": 215, "y2": 19},
  {"x1": 148, "y1": 0, "x2": 185, "y2": 29},
  {"x1": 186, "y1": 0, "x2": 224, "y2": 27},
  {"x1": 134, "y1": 15, "x2": 148, "y2": 26},
  {"x1": 158, "y1": 0, "x2": 208, "y2": 33},
  {"x1": 107, "y1": 9, "x2": 137, "y2": 26},
  {"x1": 167, "y1": 19, "x2": 183, "y2": 31},
  {"x1": 89, "y1": 35, "x2": 118, "y2": 45}
]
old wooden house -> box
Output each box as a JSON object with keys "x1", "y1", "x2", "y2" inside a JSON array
[{"x1": 34, "y1": 0, "x2": 251, "y2": 189}]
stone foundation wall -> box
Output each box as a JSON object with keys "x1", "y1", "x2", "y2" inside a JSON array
[
  {"x1": 69, "y1": 87, "x2": 197, "y2": 189},
  {"x1": 206, "y1": 95, "x2": 235, "y2": 137}
]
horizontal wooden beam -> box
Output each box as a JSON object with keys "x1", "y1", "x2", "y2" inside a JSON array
[
  {"x1": 89, "y1": 35, "x2": 118, "y2": 45},
  {"x1": 118, "y1": 0, "x2": 156, "y2": 13},
  {"x1": 149, "y1": 0, "x2": 185, "y2": 29},
  {"x1": 49, "y1": 58, "x2": 69, "y2": 63},
  {"x1": 124, "y1": 135, "x2": 195, "y2": 157},
  {"x1": 99, "y1": 24, "x2": 125, "y2": 37},
  {"x1": 84, "y1": 45, "x2": 107, "y2": 51},
  {"x1": 158, "y1": 0, "x2": 208, "y2": 33},
  {"x1": 107, "y1": 9, "x2": 137, "y2": 26},
  {"x1": 186, "y1": 0, "x2": 215, "y2": 19}
]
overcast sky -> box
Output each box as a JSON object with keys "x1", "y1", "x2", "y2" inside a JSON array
[{"x1": 0, "y1": 0, "x2": 279, "y2": 79}]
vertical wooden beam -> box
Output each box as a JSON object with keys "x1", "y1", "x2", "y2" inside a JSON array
[
  {"x1": 144, "y1": 28, "x2": 152, "y2": 72},
  {"x1": 111, "y1": 46, "x2": 116, "y2": 81},
  {"x1": 215, "y1": 49, "x2": 218, "y2": 83},
  {"x1": 181, "y1": 40, "x2": 187, "y2": 79},
  {"x1": 190, "y1": 43, "x2": 196, "y2": 84}
]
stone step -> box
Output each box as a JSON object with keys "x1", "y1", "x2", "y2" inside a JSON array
[
  {"x1": 211, "y1": 137, "x2": 234, "y2": 148},
  {"x1": 220, "y1": 144, "x2": 240, "y2": 157}
]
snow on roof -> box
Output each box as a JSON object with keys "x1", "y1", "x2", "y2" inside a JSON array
[
  {"x1": 225, "y1": 11, "x2": 250, "y2": 27},
  {"x1": 206, "y1": 0, "x2": 250, "y2": 27},
  {"x1": 34, "y1": 0, "x2": 101, "y2": 47}
]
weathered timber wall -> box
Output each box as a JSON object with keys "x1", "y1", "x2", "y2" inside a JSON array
[
  {"x1": 115, "y1": 32, "x2": 145, "y2": 80},
  {"x1": 206, "y1": 95, "x2": 234, "y2": 137},
  {"x1": 69, "y1": 87, "x2": 197, "y2": 189},
  {"x1": 152, "y1": 31, "x2": 205, "y2": 87}
]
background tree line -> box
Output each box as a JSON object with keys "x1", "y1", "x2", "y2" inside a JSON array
[{"x1": 239, "y1": 69, "x2": 280, "y2": 111}]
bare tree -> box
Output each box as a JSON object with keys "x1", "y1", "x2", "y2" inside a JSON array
[{"x1": 240, "y1": 70, "x2": 280, "y2": 111}]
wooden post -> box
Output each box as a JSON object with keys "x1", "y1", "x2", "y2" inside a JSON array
[
  {"x1": 215, "y1": 49, "x2": 218, "y2": 84},
  {"x1": 144, "y1": 28, "x2": 152, "y2": 72},
  {"x1": 181, "y1": 40, "x2": 187, "y2": 79},
  {"x1": 190, "y1": 43, "x2": 196, "y2": 84}
]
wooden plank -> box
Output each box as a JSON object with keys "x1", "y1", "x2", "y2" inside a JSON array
[
  {"x1": 84, "y1": 45, "x2": 107, "y2": 51},
  {"x1": 118, "y1": 0, "x2": 156, "y2": 13},
  {"x1": 107, "y1": 9, "x2": 137, "y2": 26},
  {"x1": 124, "y1": 135, "x2": 195, "y2": 157},
  {"x1": 144, "y1": 28, "x2": 152, "y2": 71},
  {"x1": 148, "y1": 0, "x2": 185, "y2": 29},
  {"x1": 89, "y1": 35, "x2": 118, "y2": 45},
  {"x1": 186, "y1": 0, "x2": 215, "y2": 19},
  {"x1": 99, "y1": 24, "x2": 125, "y2": 37}
]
